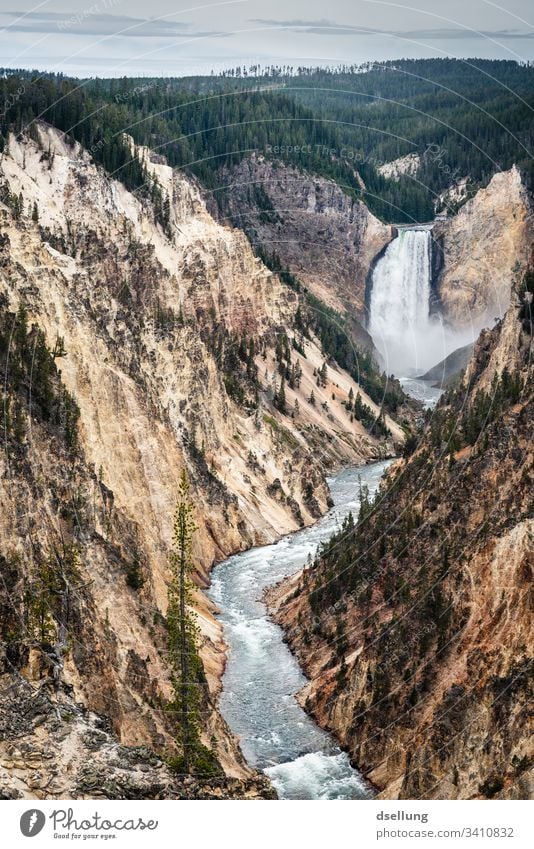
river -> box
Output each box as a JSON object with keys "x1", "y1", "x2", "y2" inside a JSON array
[
  {"x1": 208, "y1": 459, "x2": 391, "y2": 800},
  {"x1": 399, "y1": 376, "x2": 444, "y2": 409}
]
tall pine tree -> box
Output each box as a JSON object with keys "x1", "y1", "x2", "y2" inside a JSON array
[{"x1": 167, "y1": 471, "x2": 221, "y2": 775}]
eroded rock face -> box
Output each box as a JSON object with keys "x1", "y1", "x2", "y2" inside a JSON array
[
  {"x1": 0, "y1": 126, "x2": 393, "y2": 558},
  {"x1": 269, "y1": 273, "x2": 533, "y2": 800},
  {"x1": 378, "y1": 153, "x2": 420, "y2": 181},
  {"x1": 0, "y1": 125, "x2": 396, "y2": 796},
  {"x1": 219, "y1": 155, "x2": 392, "y2": 321},
  {"x1": 433, "y1": 167, "x2": 533, "y2": 329},
  {"x1": 0, "y1": 673, "x2": 275, "y2": 800}
]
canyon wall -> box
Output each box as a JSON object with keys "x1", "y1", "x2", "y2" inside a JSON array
[
  {"x1": 219, "y1": 155, "x2": 392, "y2": 324},
  {"x1": 0, "y1": 125, "x2": 398, "y2": 798},
  {"x1": 220, "y1": 160, "x2": 533, "y2": 369},
  {"x1": 270, "y1": 267, "x2": 533, "y2": 799},
  {"x1": 433, "y1": 167, "x2": 533, "y2": 329}
]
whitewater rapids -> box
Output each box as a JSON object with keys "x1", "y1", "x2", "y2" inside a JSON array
[{"x1": 208, "y1": 461, "x2": 390, "y2": 800}]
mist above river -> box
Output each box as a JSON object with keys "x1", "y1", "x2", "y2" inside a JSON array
[{"x1": 368, "y1": 226, "x2": 477, "y2": 376}]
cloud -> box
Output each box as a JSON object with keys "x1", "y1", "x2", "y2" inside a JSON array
[
  {"x1": 401, "y1": 28, "x2": 534, "y2": 40},
  {"x1": 3, "y1": 10, "x2": 532, "y2": 44},
  {"x1": 249, "y1": 18, "x2": 534, "y2": 40},
  {"x1": 249, "y1": 18, "x2": 379, "y2": 36},
  {"x1": 0, "y1": 11, "x2": 226, "y2": 39}
]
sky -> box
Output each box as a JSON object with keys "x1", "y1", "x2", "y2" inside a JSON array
[{"x1": 1, "y1": 0, "x2": 533, "y2": 77}]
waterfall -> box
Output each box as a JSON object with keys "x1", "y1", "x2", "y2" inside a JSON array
[{"x1": 368, "y1": 226, "x2": 436, "y2": 376}]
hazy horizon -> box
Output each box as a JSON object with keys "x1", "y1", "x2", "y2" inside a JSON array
[{"x1": 1, "y1": 0, "x2": 533, "y2": 78}]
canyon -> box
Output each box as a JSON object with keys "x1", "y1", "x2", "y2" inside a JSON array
[
  {"x1": 0, "y1": 114, "x2": 531, "y2": 801},
  {"x1": 220, "y1": 158, "x2": 532, "y2": 348},
  {"x1": 0, "y1": 124, "x2": 400, "y2": 798},
  {"x1": 269, "y1": 266, "x2": 533, "y2": 799},
  {"x1": 219, "y1": 155, "x2": 392, "y2": 327}
]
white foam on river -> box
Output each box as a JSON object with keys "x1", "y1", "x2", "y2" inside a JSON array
[{"x1": 208, "y1": 460, "x2": 390, "y2": 800}]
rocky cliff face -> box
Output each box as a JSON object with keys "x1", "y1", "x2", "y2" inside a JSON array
[
  {"x1": 269, "y1": 265, "x2": 533, "y2": 799},
  {"x1": 218, "y1": 155, "x2": 392, "y2": 324},
  {"x1": 378, "y1": 154, "x2": 421, "y2": 182},
  {"x1": 0, "y1": 368, "x2": 273, "y2": 799},
  {"x1": 220, "y1": 159, "x2": 532, "y2": 365},
  {"x1": 0, "y1": 125, "x2": 399, "y2": 798},
  {"x1": 433, "y1": 167, "x2": 533, "y2": 329}
]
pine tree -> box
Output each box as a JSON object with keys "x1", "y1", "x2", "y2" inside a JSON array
[
  {"x1": 26, "y1": 557, "x2": 57, "y2": 644},
  {"x1": 52, "y1": 335, "x2": 67, "y2": 358},
  {"x1": 167, "y1": 471, "x2": 200, "y2": 770},
  {"x1": 167, "y1": 471, "x2": 221, "y2": 776},
  {"x1": 275, "y1": 375, "x2": 287, "y2": 414},
  {"x1": 126, "y1": 547, "x2": 144, "y2": 590}
]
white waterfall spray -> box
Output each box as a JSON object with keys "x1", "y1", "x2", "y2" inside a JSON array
[{"x1": 369, "y1": 225, "x2": 450, "y2": 376}]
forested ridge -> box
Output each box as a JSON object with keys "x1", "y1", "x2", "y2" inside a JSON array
[
  {"x1": 285, "y1": 60, "x2": 534, "y2": 195},
  {"x1": 1, "y1": 58, "x2": 532, "y2": 224}
]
